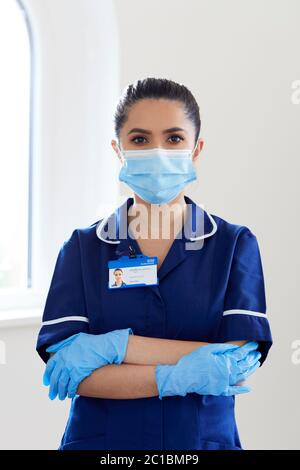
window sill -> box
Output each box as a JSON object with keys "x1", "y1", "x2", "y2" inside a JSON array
[{"x1": 0, "y1": 308, "x2": 42, "y2": 329}]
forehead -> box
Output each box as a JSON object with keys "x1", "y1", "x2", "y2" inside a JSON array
[{"x1": 121, "y1": 98, "x2": 194, "y2": 133}]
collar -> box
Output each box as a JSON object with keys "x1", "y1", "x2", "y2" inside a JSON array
[
  {"x1": 96, "y1": 195, "x2": 217, "y2": 282},
  {"x1": 96, "y1": 195, "x2": 217, "y2": 249}
]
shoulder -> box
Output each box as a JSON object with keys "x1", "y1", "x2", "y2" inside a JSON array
[
  {"x1": 208, "y1": 212, "x2": 261, "y2": 258},
  {"x1": 210, "y1": 212, "x2": 257, "y2": 242},
  {"x1": 60, "y1": 220, "x2": 100, "y2": 250},
  {"x1": 76, "y1": 220, "x2": 99, "y2": 240}
]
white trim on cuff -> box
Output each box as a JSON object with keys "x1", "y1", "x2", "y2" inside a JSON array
[
  {"x1": 223, "y1": 309, "x2": 268, "y2": 319},
  {"x1": 42, "y1": 315, "x2": 89, "y2": 326}
]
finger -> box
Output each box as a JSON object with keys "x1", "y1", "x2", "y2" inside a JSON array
[
  {"x1": 235, "y1": 361, "x2": 260, "y2": 383},
  {"x1": 43, "y1": 355, "x2": 57, "y2": 386},
  {"x1": 67, "y1": 378, "x2": 79, "y2": 399},
  {"x1": 237, "y1": 351, "x2": 261, "y2": 372},
  {"x1": 58, "y1": 369, "x2": 70, "y2": 401},
  {"x1": 226, "y1": 385, "x2": 252, "y2": 395},
  {"x1": 49, "y1": 362, "x2": 63, "y2": 400},
  {"x1": 68, "y1": 376, "x2": 85, "y2": 398},
  {"x1": 231, "y1": 341, "x2": 259, "y2": 361}
]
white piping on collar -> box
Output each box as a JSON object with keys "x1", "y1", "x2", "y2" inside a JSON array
[
  {"x1": 96, "y1": 206, "x2": 218, "y2": 244},
  {"x1": 96, "y1": 215, "x2": 121, "y2": 244},
  {"x1": 189, "y1": 210, "x2": 218, "y2": 241}
]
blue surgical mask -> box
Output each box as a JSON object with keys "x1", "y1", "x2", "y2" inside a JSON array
[{"x1": 117, "y1": 141, "x2": 198, "y2": 205}]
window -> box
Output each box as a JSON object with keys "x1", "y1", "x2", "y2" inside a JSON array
[
  {"x1": 0, "y1": 1, "x2": 31, "y2": 293},
  {"x1": 0, "y1": 0, "x2": 120, "y2": 315}
]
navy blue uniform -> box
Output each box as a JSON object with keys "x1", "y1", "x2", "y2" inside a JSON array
[{"x1": 36, "y1": 195, "x2": 272, "y2": 450}]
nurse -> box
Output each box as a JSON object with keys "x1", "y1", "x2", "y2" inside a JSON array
[
  {"x1": 111, "y1": 268, "x2": 126, "y2": 288},
  {"x1": 36, "y1": 77, "x2": 273, "y2": 450}
]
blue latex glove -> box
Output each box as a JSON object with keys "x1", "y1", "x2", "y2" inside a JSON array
[
  {"x1": 155, "y1": 341, "x2": 261, "y2": 399},
  {"x1": 43, "y1": 328, "x2": 133, "y2": 400}
]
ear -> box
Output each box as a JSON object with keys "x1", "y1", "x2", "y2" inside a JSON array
[
  {"x1": 111, "y1": 139, "x2": 123, "y2": 163},
  {"x1": 192, "y1": 138, "x2": 205, "y2": 163}
]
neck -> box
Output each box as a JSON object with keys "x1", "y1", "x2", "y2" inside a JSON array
[{"x1": 128, "y1": 192, "x2": 187, "y2": 240}]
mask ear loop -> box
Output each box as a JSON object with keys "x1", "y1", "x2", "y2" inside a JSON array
[{"x1": 191, "y1": 138, "x2": 200, "y2": 158}]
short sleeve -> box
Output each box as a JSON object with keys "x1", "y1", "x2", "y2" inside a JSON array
[
  {"x1": 216, "y1": 228, "x2": 273, "y2": 366},
  {"x1": 36, "y1": 229, "x2": 90, "y2": 363}
]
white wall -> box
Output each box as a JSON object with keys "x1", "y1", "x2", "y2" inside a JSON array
[
  {"x1": 0, "y1": 322, "x2": 69, "y2": 450},
  {"x1": 1, "y1": 0, "x2": 299, "y2": 449}
]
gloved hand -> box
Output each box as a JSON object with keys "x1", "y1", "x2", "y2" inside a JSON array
[
  {"x1": 155, "y1": 341, "x2": 261, "y2": 399},
  {"x1": 43, "y1": 328, "x2": 133, "y2": 400}
]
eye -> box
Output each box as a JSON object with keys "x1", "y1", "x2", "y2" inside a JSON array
[
  {"x1": 131, "y1": 135, "x2": 148, "y2": 144},
  {"x1": 168, "y1": 134, "x2": 184, "y2": 144},
  {"x1": 130, "y1": 134, "x2": 184, "y2": 145}
]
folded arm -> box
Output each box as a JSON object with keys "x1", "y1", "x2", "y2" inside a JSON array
[
  {"x1": 123, "y1": 335, "x2": 248, "y2": 365},
  {"x1": 75, "y1": 337, "x2": 248, "y2": 399},
  {"x1": 77, "y1": 363, "x2": 158, "y2": 399},
  {"x1": 123, "y1": 335, "x2": 210, "y2": 365}
]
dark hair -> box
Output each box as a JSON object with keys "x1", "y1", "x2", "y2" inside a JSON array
[
  {"x1": 114, "y1": 77, "x2": 201, "y2": 147},
  {"x1": 113, "y1": 268, "x2": 123, "y2": 274}
]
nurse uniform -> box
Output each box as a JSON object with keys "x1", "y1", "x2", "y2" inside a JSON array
[{"x1": 36, "y1": 194, "x2": 273, "y2": 450}]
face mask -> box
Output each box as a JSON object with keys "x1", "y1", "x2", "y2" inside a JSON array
[{"x1": 117, "y1": 140, "x2": 199, "y2": 205}]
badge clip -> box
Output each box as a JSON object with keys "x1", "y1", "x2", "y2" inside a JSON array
[{"x1": 128, "y1": 245, "x2": 137, "y2": 258}]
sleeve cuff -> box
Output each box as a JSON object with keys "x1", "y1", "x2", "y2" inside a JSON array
[
  {"x1": 36, "y1": 319, "x2": 89, "y2": 364},
  {"x1": 215, "y1": 314, "x2": 273, "y2": 366}
]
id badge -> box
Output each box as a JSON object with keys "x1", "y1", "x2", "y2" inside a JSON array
[{"x1": 108, "y1": 254, "x2": 158, "y2": 289}]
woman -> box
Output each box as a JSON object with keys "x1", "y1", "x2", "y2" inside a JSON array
[
  {"x1": 111, "y1": 268, "x2": 126, "y2": 288},
  {"x1": 36, "y1": 77, "x2": 272, "y2": 450}
]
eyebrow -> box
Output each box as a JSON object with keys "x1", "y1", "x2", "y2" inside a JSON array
[{"x1": 127, "y1": 127, "x2": 186, "y2": 135}]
